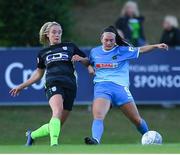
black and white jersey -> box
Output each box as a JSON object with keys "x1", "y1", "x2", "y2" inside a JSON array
[{"x1": 37, "y1": 42, "x2": 86, "y2": 89}]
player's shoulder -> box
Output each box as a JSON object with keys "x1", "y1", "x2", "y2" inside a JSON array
[
  {"x1": 118, "y1": 45, "x2": 137, "y2": 52},
  {"x1": 61, "y1": 41, "x2": 78, "y2": 47},
  {"x1": 118, "y1": 45, "x2": 129, "y2": 49},
  {"x1": 38, "y1": 42, "x2": 77, "y2": 55},
  {"x1": 38, "y1": 44, "x2": 58, "y2": 56},
  {"x1": 38, "y1": 46, "x2": 50, "y2": 56},
  {"x1": 90, "y1": 45, "x2": 102, "y2": 53},
  {"x1": 89, "y1": 46, "x2": 102, "y2": 57},
  {"x1": 92, "y1": 45, "x2": 102, "y2": 50}
]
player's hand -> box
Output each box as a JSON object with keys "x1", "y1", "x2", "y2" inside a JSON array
[
  {"x1": 88, "y1": 65, "x2": 95, "y2": 75},
  {"x1": 9, "y1": 85, "x2": 23, "y2": 97},
  {"x1": 156, "y1": 43, "x2": 168, "y2": 51},
  {"x1": 71, "y1": 54, "x2": 84, "y2": 62}
]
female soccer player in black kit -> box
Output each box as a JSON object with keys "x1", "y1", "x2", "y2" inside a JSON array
[{"x1": 9, "y1": 21, "x2": 89, "y2": 146}]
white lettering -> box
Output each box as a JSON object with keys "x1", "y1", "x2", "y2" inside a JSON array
[
  {"x1": 130, "y1": 65, "x2": 170, "y2": 73},
  {"x1": 148, "y1": 75, "x2": 156, "y2": 88},
  {"x1": 5, "y1": 62, "x2": 44, "y2": 90},
  {"x1": 32, "y1": 76, "x2": 45, "y2": 90},
  {"x1": 5, "y1": 62, "x2": 23, "y2": 88},
  {"x1": 133, "y1": 75, "x2": 180, "y2": 88},
  {"x1": 174, "y1": 76, "x2": 180, "y2": 87}
]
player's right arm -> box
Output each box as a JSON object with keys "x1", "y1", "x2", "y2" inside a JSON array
[
  {"x1": 87, "y1": 49, "x2": 95, "y2": 75},
  {"x1": 139, "y1": 43, "x2": 168, "y2": 53},
  {"x1": 9, "y1": 68, "x2": 45, "y2": 97}
]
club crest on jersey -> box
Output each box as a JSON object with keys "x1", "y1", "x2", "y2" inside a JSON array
[
  {"x1": 112, "y1": 55, "x2": 118, "y2": 60},
  {"x1": 52, "y1": 86, "x2": 57, "y2": 92},
  {"x1": 96, "y1": 63, "x2": 118, "y2": 68},
  {"x1": 62, "y1": 46, "x2": 67, "y2": 50},
  {"x1": 129, "y1": 47, "x2": 136, "y2": 52}
]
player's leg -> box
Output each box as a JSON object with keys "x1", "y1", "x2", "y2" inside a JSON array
[
  {"x1": 48, "y1": 94, "x2": 63, "y2": 146},
  {"x1": 26, "y1": 85, "x2": 64, "y2": 146},
  {"x1": 60, "y1": 109, "x2": 70, "y2": 126},
  {"x1": 26, "y1": 123, "x2": 50, "y2": 146},
  {"x1": 26, "y1": 94, "x2": 63, "y2": 146},
  {"x1": 85, "y1": 82, "x2": 112, "y2": 144},
  {"x1": 60, "y1": 87, "x2": 76, "y2": 126},
  {"x1": 120, "y1": 102, "x2": 149, "y2": 135},
  {"x1": 28, "y1": 123, "x2": 49, "y2": 144},
  {"x1": 92, "y1": 98, "x2": 111, "y2": 143},
  {"x1": 85, "y1": 98, "x2": 111, "y2": 144},
  {"x1": 113, "y1": 85, "x2": 149, "y2": 135}
]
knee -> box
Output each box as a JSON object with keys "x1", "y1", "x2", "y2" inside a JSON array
[{"x1": 93, "y1": 110, "x2": 105, "y2": 120}]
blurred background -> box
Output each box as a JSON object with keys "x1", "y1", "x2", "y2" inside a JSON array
[
  {"x1": 0, "y1": 0, "x2": 180, "y2": 145},
  {"x1": 1, "y1": 0, "x2": 180, "y2": 46}
]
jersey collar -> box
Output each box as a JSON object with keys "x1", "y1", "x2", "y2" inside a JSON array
[{"x1": 102, "y1": 45, "x2": 118, "y2": 52}]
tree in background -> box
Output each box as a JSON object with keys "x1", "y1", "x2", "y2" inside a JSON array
[{"x1": 0, "y1": 0, "x2": 72, "y2": 46}]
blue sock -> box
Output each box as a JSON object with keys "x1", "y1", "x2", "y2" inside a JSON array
[
  {"x1": 137, "y1": 119, "x2": 149, "y2": 135},
  {"x1": 92, "y1": 119, "x2": 104, "y2": 143}
]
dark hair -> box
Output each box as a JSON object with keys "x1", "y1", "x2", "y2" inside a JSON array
[{"x1": 102, "y1": 25, "x2": 131, "y2": 46}]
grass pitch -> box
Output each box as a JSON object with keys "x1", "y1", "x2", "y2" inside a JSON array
[
  {"x1": 0, "y1": 144, "x2": 180, "y2": 154},
  {"x1": 0, "y1": 105, "x2": 180, "y2": 153}
]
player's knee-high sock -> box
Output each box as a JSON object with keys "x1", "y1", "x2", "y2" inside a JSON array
[
  {"x1": 137, "y1": 119, "x2": 149, "y2": 135},
  {"x1": 92, "y1": 119, "x2": 104, "y2": 143},
  {"x1": 31, "y1": 124, "x2": 49, "y2": 139},
  {"x1": 49, "y1": 117, "x2": 61, "y2": 146}
]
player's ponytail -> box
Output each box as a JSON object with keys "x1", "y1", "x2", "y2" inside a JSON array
[{"x1": 102, "y1": 25, "x2": 131, "y2": 46}]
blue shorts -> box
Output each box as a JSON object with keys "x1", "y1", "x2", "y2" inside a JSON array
[{"x1": 94, "y1": 81, "x2": 134, "y2": 106}]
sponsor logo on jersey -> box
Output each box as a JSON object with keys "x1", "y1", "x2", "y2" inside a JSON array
[
  {"x1": 129, "y1": 47, "x2": 136, "y2": 52},
  {"x1": 95, "y1": 63, "x2": 118, "y2": 68},
  {"x1": 46, "y1": 52, "x2": 69, "y2": 63}
]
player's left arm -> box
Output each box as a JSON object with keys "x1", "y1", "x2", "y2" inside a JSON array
[
  {"x1": 139, "y1": 43, "x2": 168, "y2": 53},
  {"x1": 71, "y1": 43, "x2": 90, "y2": 67},
  {"x1": 71, "y1": 54, "x2": 90, "y2": 67}
]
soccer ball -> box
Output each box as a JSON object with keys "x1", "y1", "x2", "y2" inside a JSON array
[{"x1": 141, "y1": 131, "x2": 162, "y2": 145}]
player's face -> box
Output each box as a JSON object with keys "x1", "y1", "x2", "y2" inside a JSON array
[
  {"x1": 101, "y1": 32, "x2": 116, "y2": 50},
  {"x1": 125, "y1": 5, "x2": 135, "y2": 17},
  {"x1": 47, "y1": 25, "x2": 62, "y2": 45},
  {"x1": 163, "y1": 20, "x2": 172, "y2": 31}
]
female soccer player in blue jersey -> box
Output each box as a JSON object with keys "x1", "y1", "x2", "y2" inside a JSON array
[
  {"x1": 9, "y1": 21, "x2": 89, "y2": 146},
  {"x1": 85, "y1": 26, "x2": 168, "y2": 144}
]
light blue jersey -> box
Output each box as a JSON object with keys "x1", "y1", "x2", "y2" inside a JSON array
[{"x1": 90, "y1": 45, "x2": 139, "y2": 87}]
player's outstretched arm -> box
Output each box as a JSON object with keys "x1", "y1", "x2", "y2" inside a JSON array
[
  {"x1": 9, "y1": 68, "x2": 45, "y2": 97},
  {"x1": 139, "y1": 43, "x2": 168, "y2": 53}
]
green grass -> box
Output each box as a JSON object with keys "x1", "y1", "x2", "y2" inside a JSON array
[
  {"x1": 0, "y1": 144, "x2": 180, "y2": 153},
  {"x1": 0, "y1": 105, "x2": 180, "y2": 153}
]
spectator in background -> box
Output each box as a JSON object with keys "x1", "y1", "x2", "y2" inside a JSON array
[
  {"x1": 115, "y1": 1, "x2": 146, "y2": 46},
  {"x1": 160, "y1": 15, "x2": 180, "y2": 47}
]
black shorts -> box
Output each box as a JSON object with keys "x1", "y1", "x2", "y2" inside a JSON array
[{"x1": 45, "y1": 84, "x2": 77, "y2": 111}]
